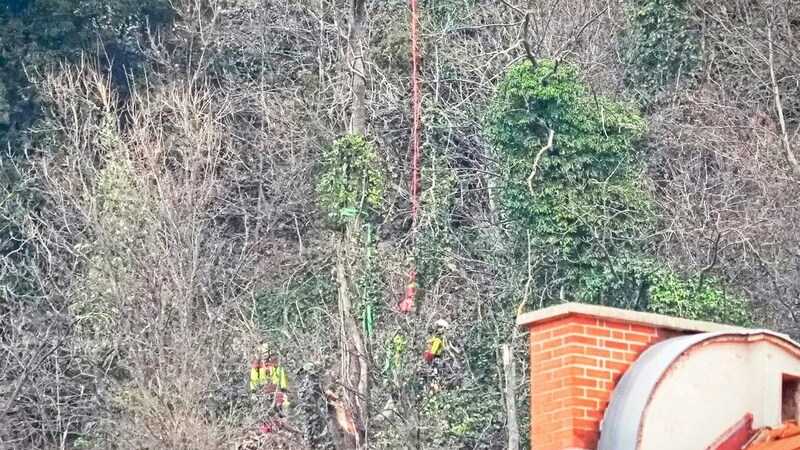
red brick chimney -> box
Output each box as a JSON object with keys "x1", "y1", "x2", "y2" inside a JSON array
[{"x1": 517, "y1": 303, "x2": 744, "y2": 450}]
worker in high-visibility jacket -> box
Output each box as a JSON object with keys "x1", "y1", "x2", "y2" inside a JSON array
[
  {"x1": 424, "y1": 320, "x2": 449, "y2": 362},
  {"x1": 250, "y1": 342, "x2": 271, "y2": 391},
  {"x1": 249, "y1": 341, "x2": 292, "y2": 435},
  {"x1": 249, "y1": 342, "x2": 290, "y2": 412},
  {"x1": 424, "y1": 336, "x2": 444, "y2": 362},
  {"x1": 424, "y1": 320, "x2": 450, "y2": 391}
]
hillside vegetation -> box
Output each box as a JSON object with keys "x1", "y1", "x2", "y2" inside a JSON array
[{"x1": 1, "y1": 0, "x2": 799, "y2": 448}]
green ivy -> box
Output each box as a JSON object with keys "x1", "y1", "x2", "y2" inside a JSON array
[
  {"x1": 619, "y1": 0, "x2": 699, "y2": 103},
  {"x1": 487, "y1": 60, "x2": 751, "y2": 324},
  {"x1": 487, "y1": 60, "x2": 651, "y2": 305},
  {"x1": 423, "y1": 384, "x2": 501, "y2": 447},
  {"x1": 316, "y1": 134, "x2": 384, "y2": 226},
  {"x1": 647, "y1": 267, "x2": 752, "y2": 326}
]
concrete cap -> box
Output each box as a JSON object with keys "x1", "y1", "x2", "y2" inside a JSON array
[{"x1": 516, "y1": 302, "x2": 749, "y2": 334}]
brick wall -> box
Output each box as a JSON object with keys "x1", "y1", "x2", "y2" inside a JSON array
[{"x1": 528, "y1": 314, "x2": 680, "y2": 450}]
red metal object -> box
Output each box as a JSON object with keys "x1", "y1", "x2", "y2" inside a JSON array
[
  {"x1": 261, "y1": 421, "x2": 281, "y2": 434},
  {"x1": 707, "y1": 413, "x2": 754, "y2": 450},
  {"x1": 399, "y1": 271, "x2": 416, "y2": 312}
]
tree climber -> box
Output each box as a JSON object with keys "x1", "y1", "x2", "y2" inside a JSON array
[
  {"x1": 249, "y1": 341, "x2": 269, "y2": 391},
  {"x1": 249, "y1": 340, "x2": 290, "y2": 434},
  {"x1": 424, "y1": 320, "x2": 449, "y2": 391},
  {"x1": 424, "y1": 319, "x2": 449, "y2": 362}
]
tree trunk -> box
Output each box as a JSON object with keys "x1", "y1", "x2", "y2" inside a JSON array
[
  {"x1": 339, "y1": 1, "x2": 370, "y2": 447},
  {"x1": 336, "y1": 234, "x2": 369, "y2": 450},
  {"x1": 348, "y1": 0, "x2": 367, "y2": 135},
  {"x1": 502, "y1": 344, "x2": 520, "y2": 450}
]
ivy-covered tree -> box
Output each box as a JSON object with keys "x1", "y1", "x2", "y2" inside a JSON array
[
  {"x1": 618, "y1": 0, "x2": 699, "y2": 104},
  {"x1": 488, "y1": 60, "x2": 750, "y2": 325},
  {"x1": 316, "y1": 133, "x2": 384, "y2": 445},
  {"x1": 317, "y1": 134, "x2": 383, "y2": 225},
  {"x1": 488, "y1": 60, "x2": 651, "y2": 305}
]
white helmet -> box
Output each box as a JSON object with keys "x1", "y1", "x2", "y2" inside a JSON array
[{"x1": 435, "y1": 319, "x2": 450, "y2": 329}]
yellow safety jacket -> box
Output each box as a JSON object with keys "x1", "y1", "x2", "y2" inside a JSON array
[
  {"x1": 250, "y1": 362, "x2": 289, "y2": 391},
  {"x1": 270, "y1": 365, "x2": 289, "y2": 390},
  {"x1": 428, "y1": 337, "x2": 444, "y2": 357}
]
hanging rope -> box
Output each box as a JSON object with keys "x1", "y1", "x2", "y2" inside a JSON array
[
  {"x1": 399, "y1": 0, "x2": 422, "y2": 313},
  {"x1": 410, "y1": 0, "x2": 421, "y2": 223}
]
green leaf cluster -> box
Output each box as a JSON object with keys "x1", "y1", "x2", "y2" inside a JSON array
[
  {"x1": 647, "y1": 267, "x2": 752, "y2": 326},
  {"x1": 316, "y1": 134, "x2": 384, "y2": 225}
]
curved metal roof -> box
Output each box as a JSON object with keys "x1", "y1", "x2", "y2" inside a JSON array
[{"x1": 598, "y1": 329, "x2": 800, "y2": 450}]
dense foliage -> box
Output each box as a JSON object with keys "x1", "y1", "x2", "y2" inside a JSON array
[
  {"x1": 317, "y1": 134, "x2": 384, "y2": 224},
  {"x1": 488, "y1": 60, "x2": 650, "y2": 304},
  {"x1": 488, "y1": 60, "x2": 751, "y2": 324}
]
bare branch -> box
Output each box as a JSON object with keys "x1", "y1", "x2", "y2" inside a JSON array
[
  {"x1": 768, "y1": 25, "x2": 800, "y2": 175},
  {"x1": 527, "y1": 129, "x2": 555, "y2": 196}
]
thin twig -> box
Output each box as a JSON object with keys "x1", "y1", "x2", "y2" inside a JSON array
[{"x1": 696, "y1": 232, "x2": 722, "y2": 295}]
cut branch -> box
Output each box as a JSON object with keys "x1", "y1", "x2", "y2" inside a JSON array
[{"x1": 522, "y1": 12, "x2": 538, "y2": 69}]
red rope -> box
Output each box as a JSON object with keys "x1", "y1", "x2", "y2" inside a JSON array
[
  {"x1": 400, "y1": 0, "x2": 421, "y2": 313},
  {"x1": 410, "y1": 0, "x2": 421, "y2": 226}
]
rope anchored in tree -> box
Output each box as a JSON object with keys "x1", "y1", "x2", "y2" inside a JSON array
[{"x1": 399, "y1": 0, "x2": 422, "y2": 313}]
